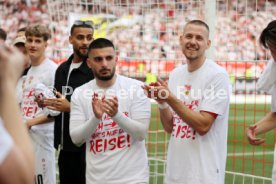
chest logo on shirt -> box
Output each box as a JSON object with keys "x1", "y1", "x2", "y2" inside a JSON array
[
  {"x1": 28, "y1": 76, "x2": 34, "y2": 85},
  {"x1": 184, "y1": 84, "x2": 191, "y2": 96}
]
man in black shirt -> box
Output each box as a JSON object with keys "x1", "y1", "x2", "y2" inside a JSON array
[{"x1": 44, "y1": 20, "x2": 94, "y2": 184}]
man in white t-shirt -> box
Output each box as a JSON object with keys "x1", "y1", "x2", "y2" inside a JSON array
[
  {"x1": 0, "y1": 45, "x2": 34, "y2": 184},
  {"x1": 18, "y1": 24, "x2": 58, "y2": 184},
  {"x1": 143, "y1": 20, "x2": 231, "y2": 184},
  {"x1": 246, "y1": 20, "x2": 276, "y2": 184},
  {"x1": 70, "y1": 38, "x2": 151, "y2": 184}
]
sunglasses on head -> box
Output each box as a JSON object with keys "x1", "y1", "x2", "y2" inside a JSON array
[{"x1": 73, "y1": 20, "x2": 94, "y2": 27}]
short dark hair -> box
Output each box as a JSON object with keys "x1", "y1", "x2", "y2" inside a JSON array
[
  {"x1": 259, "y1": 20, "x2": 276, "y2": 49},
  {"x1": 186, "y1": 20, "x2": 210, "y2": 33},
  {"x1": 70, "y1": 20, "x2": 94, "y2": 35},
  {"x1": 0, "y1": 28, "x2": 7, "y2": 41},
  {"x1": 88, "y1": 38, "x2": 115, "y2": 53}
]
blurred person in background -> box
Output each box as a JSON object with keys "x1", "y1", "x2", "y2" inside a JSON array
[
  {"x1": 0, "y1": 45, "x2": 34, "y2": 184},
  {"x1": 13, "y1": 30, "x2": 31, "y2": 105},
  {"x1": 0, "y1": 28, "x2": 7, "y2": 42},
  {"x1": 246, "y1": 20, "x2": 276, "y2": 184}
]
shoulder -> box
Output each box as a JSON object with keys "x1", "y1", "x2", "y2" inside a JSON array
[
  {"x1": 75, "y1": 80, "x2": 93, "y2": 92},
  {"x1": 44, "y1": 58, "x2": 58, "y2": 70},
  {"x1": 204, "y1": 59, "x2": 228, "y2": 76},
  {"x1": 56, "y1": 56, "x2": 72, "y2": 70},
  {"x1": 170, "y1": 65, "x2": 186, "y2": 78},
  {"x1": 118, "y1": 75, "x2": 143, "y2": 87}
]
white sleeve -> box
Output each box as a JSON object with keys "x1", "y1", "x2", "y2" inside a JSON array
[
  {"x1": 112, "y1": 84, "x2": 151, "y2": 141},
  {"x1": 112, "y1": 111, "x2": 149, "y2": 141},
  {"x1": 0, "y1": 120, "x2": 13, "y2": 165},
  {"x1": 257, "y1": 60, "x2": 276, "y2": 94},
  {"x1": 200, "y1": 73, "x2": 231, "y2": 116},
  {"x1": 69, "y1": 89, "x2": 100, "y2": 146}
]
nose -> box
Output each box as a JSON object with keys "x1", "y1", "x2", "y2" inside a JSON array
[
  {"x1": 190, "y1": 37, "x2": 196, "y2": 44},
  {"x1": 102, "y1": 59, "x2": 108, "y2": 67},
  {"x1": 28, "y1": 41, "x2": 36, "y2": 48},
  {"x1": 83, "y1": 38, "x2": 90, "y2": 45}
]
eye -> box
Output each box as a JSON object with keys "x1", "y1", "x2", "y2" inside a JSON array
[
  {"x1": 196, "y1": 36, "x2": 203, "y2": 41},
  {"x1": 106, "y1": 56, "x2": 113, "y2": 61},
  {"x1": 94, "y1": 57, "x2": 103, "y2": 62},
  {"x1": 185, "y1": 34, "x2": 192, "y2": 39},
  {"x1": 86, "y1": 35, "x2": 93, "y2": 41},
  {"x1": 77, "y1": 35, "x2": 84, "y2": 40}
]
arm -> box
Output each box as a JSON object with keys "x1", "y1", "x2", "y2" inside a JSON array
[
  {"x1": 70, "y1": 116, "x2": 100, "y2": 146},
  {"x1": 166, "y1": 73, "x2": 230, "y2": 135},
  {"x1": 44, "y1": 91, "x2": 71, "y2": 112},
  {"x1": 143, "y1": 80, "x2": 216, "y2": 135},
  {"x1": 166, "y1": 94, "x2": 216, "y2": 135},
  {"x1": 70, "y1": 89, "x2": 100, "y2": 146},
  {"x1": 247, "y1": 112, "x2": 276, "y2": 145},
  {"x1": 159, "y1": 105, "x2": 174, "y2": 133},
  {"x1": 143, "y1": 74, "x2": 230, "y2": 135},
  {"x1": 104, "y1": 84, "x2": 151, "y2": 141},
  {"x1": 0, "y1": 46, "x2": 34, "y2": 184},
  {"x1": 254, "y1": 112, "x2": 276, "y2": 134},
  {"x1": 112, "y1": 111, "x2": 149, "y2": 141},
  {"x1": 142, "y1": 81, "x2": 174, "y2": 133},
  {"x1": 26, "y1": 115, "x2": 53, "y2": 129}
]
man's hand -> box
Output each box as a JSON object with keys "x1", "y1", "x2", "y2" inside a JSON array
[
  {"x1": 246, "y1": 125, "x2": 265, "y2": 145},
  {"x1": 103, "y1": 96, "x2": 118, "y2": 117},
  {"x1": 142, "y1": 78, "x2": 170, "y2": 104},
  {"x1": 25, "y1": 120, "x2": 33, "y2": 130},
  {"x1": 92, "y1": 93, "x2": 105, "y2": 119},
  {"x1": 44, "y1": 91, "x2": 70, "y2": 112}
]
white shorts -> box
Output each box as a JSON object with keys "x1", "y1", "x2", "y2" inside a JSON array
[{"x1": 29, "y1": 128, "x2": 56, "y2": 184}]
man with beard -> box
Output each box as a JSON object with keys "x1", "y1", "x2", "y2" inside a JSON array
[
  {"x1": 142, "y1": 20, "x2": 231, "y2": 184},
  {"x1": 44, "y1": 20, "x2": 94, "y2": 184},
  {"x1": 70, "y1": 38, "x2": 151, "y2": 183}
]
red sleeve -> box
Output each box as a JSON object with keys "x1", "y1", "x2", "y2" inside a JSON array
[{"x1": 200, "y1": 111, "x2": 218, "y2": 119}]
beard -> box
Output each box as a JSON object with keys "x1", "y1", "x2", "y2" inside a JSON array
[
  {"x1": 94, "y1": 67, "x2": 116, "y2": 81},
  {"x1": 74, "y1": 47, "x2": 88, "y2": 59}
]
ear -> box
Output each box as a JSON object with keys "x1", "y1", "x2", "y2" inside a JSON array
[
  {"x1": 179, "y1": 35, "x2": 183, "y2": 43},
  {"x1": 115, "y1": 55, "x2": 118, "y2": 64},
  {"x1": 44, "y1": 40, "x2": 48, "y2": 48},
  {"x1": 207, "y1": 39, "x2": 211, "y2": 49},
  {"x1": 179, "y1": 35, "x2": 185, "y2": 46},
  {"x1": 86, "y1": 57, "x2": 92, "y2": 69},
  {"x1": 69, "y1": 35, "x2": 73, "y2": 44}
]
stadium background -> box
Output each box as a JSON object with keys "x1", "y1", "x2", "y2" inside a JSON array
[{"x1": 1, "y1": 0, "x2": 276, "y2": 183}]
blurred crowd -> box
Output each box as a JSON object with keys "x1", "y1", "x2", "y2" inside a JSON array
[{"x1": 1, "y1": 0, "x2": 276, "y2": 68}]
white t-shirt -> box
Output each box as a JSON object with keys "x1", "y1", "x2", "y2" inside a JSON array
[
  {"x1": 67, "y1": 62, "x2": 82, "y2": 82},
  {"x1": 256, "y1": 60, "x2": 276, "y2": 94},
  {"x1": 165, "y1": 59, "x2": 231, "y2": 184},
  {"x1": 0, "y1": 119, "x2": 13, "y2": 165},
  {"x1": 70, "y1": 75, "x2": 151, "y2": 184},
  {"x1": 20, "y1": 58, "x2": 57, "y2": 130}
]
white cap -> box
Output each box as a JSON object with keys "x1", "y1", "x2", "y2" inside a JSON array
[{"x1": 13, "y1": 36, "x2": 26, "y2": 45}]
